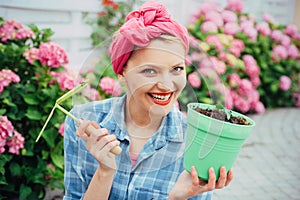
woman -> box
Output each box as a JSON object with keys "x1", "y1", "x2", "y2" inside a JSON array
[{"x1": 63, "y1": 1, "x2": 233, "y2": 199}]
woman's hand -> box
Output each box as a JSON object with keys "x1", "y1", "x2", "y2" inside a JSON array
[
  {"x1": 76, "y1": 120, "x2": 120, "y2": 171},
  {"x1": 169, "y1": 166, "x2": 233, "y2": 200}
]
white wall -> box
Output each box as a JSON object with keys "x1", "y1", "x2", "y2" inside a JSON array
[{"x1": 0, "y1": 0, "x2": 296, "y2": 72}]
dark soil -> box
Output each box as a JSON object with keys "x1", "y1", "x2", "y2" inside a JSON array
[{"x1": 194, "y1": 107, "x2": 251, "y2": 125}]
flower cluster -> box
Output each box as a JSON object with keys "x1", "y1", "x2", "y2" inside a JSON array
[
  {"x1": 0, "y1": 116, "x2": 25, "y2": 155},
  {"x1": 0, "y1": 20, "x2": 34, "y2": 42},
  {"x1": 184, "y1": 0, "x2": 300, "y2": 114},
  {"x1": 0, "y1": 69, "x2": 20, "y2": 93},
  {"x1": 100, "y1": 77, "x2": 122, "y2": 96},
  {"x1": 0, "y1": 17, "x2": 74, "y2": 199}
]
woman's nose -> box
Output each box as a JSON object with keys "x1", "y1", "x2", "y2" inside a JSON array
[{"x1": 157, "y1": 74, "x2": 174, "y2": 91}]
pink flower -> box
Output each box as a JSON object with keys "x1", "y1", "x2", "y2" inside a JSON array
[
  {"x1": 6, "y1": 130, "x2": 25, "y2": 155},
  {"x1": 256, "y1": 22, "x2": 271, "y2": 36},
  {"x1": 58, "y1": 122, "x2": 65, "y2": 137},
  {"x1": 272, "y1": 45, "x2": 288, "y2": 61},
  {"x1": 210, "y1": 56, "x2": 226, "y2": 74},
  {"x1": 100, "y1": 77, "x2": 122, "y2": 96},
  {"x1": 201, "y1": 21, "x2": 218, "y2": 33},
  {"x1": 280, "y1": 35, "x2": 291, "y2": 47},
  {"x1": 205, "y1": 35, "x2": 223, "y2": 51},
  {"x1": 279, "y1": 75, "x2": 291, "y2": 91},
  {"x1": 250, "y1": 76, "x2": 261, "y2": 88},
  {"x1": 226, "y1": 0, "x2": 244, "y2": 13},
  {"x1": 188, "y1": 72, "x2": 201, "y2": 88},
  {"x1": 221, "y1": 10, "x2": 238, "y2": 23},
  {"x1": 0, "y1": 116, "x2": 14, "y2": 139},
  {"x1": 23, "y1": 47, "x2": 39, "y2": 64},
  {"x1": 229, "y1": 39, "x2": 245, "y2": 57},
  {"x1": 0, "y1": 20, "x2": 34, "y2": 42},
  {"x1": 56, "y1": 72, "x2": 76, "y2": 91},
  {"x1": 243, "y1": 27, "x2": 258, "y2": 41},
  {"x1": 238, "y1": 79, "x2": 253, "y2": 95},
  {"x1": 205, "y1": 10, "x2": 224, "y2": 27},
  {"x1": 224, "y1": 22, "x2": 240, "y2": 36},
  {"x1": 271, "y1": 30, "x2": 283, "y2": 42},
  {"x1": 198, "y1": 2, "x2": 222, "y2": 15},
  {"x1": 82, "y1": 85, "x2": 101, "y2": 101},
  {"x1": 287, "y1": 45, "x2": 299, "y2": 59},
  {"x1": 38, "y1": 42, "x2": 69, "y2": 68},
  {"x1": 234, "y1": 95, "x2": 250, "y2": 113},
  {"x1": 262, "y1": 13, "x2": 275, "y2": 23},
  {"x1": 253, "y1": 101, "x2": 265, "y2": 114},
  {"x1": 228, "y1": 73, "x2": 241, "y2": 88},
  {"x1": 224, "y1": 89, "x2": 234, "y2": 110},
  {"x1": 284, "y1": 24, "x2": 298, "y2": 38}
]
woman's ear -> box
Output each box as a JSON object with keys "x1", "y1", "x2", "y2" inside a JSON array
[{"x1": 118, "y1": 73, "x2": 126, "y2": 82}]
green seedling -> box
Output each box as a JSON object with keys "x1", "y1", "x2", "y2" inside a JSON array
[{"x1": 215, "y1": 103, "x2": 231, "y2": 120}]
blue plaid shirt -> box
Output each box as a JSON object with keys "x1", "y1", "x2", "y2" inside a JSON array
[{"x1": 63, "y1": 95, "x2": 213, "y2": 200}]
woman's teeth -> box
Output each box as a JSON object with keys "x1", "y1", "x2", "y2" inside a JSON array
[{"x1": 151, "y1": 93, "x2": 171, "y2": 101}]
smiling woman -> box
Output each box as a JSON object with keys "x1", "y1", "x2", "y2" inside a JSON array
[{"x1": 63, "y1": 1, "x2": 233, "y2": 200}]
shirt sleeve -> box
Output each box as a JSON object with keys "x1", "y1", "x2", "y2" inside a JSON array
[{"x1": 63, "y1": 115, "x2": 86, "y2": 200}]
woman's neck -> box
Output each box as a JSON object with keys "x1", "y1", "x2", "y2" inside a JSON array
[{"x1": 125, "y1": 98, "x2": 163, "y2": 135}]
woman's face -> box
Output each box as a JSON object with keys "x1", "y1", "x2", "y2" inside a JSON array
[{"x1": 120, "y1": 39, "x2": 186, "y2": 117}]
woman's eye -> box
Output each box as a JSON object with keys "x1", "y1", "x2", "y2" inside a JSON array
[
  {"x1": 142, "y1": 68, "x2": 156, "y2": 74},
  {"x1": 173, "y1": 66, "x2": 184, "y2": 72}
]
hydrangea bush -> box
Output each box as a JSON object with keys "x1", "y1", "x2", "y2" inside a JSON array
[
  {"x1": 0, "y1": 18, "x2": 75, "y2": 199},
  {"x1": 183, "y1": 0, "x2": 300, "y2": 114}
]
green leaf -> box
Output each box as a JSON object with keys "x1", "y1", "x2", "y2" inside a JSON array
[
  {"x1": 23, "y1": 94, "x2": 39, "y2": 105},
  {"x1": 25, "y1": 108, "x2": 42, "y2": 120},
  {"x1": 9, "y1": 162, "x2": 22, "y2": 177},
  {"x1": 19, "y1": 184, "x2": 32, "y2": 200},
  {"x1": 0, "y1": 108, "x2": 6, "y2": 115},
  {"x1": 51, "y1": 141, "x2": 64, "y2": 169},
  {"x1": 42, "y1": 128, "x2": 57, "y2": 148}
]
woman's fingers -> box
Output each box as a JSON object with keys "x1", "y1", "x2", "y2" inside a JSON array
[
  {"x1": 216, "y1": 166, "x2": 227, "y2": 188},
  {"x1": 225, "y1": 170, "x2": 234, "y2": 187}
]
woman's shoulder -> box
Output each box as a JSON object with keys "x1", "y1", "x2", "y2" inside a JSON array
[{"x1": 70, "y1": 96, "x2": 125, "y2": 121}]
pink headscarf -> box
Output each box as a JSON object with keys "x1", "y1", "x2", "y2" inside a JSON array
[{"x1": 109, "y1": 1, "x2": 189, "y2": 74}]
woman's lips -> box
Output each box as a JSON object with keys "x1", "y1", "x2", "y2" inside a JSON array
[{"x1": 148, "y1": 92, "x2": 173, "y2": 106}]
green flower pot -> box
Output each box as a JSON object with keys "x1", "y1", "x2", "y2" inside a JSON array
[{"x1": 184, "y1": 103, "x2": 255, "y2": 180}]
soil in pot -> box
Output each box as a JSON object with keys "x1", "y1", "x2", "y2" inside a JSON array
[{"x1": 194, "y1": 107, "x2": 251, "y2": 125}]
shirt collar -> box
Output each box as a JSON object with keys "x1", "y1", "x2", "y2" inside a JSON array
[{"x1": 99, "y1": 95, "x2": 185, "y2": 143}]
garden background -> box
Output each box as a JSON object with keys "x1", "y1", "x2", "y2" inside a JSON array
[{"x1": 0, "y1": 0, "x2": 300, "y2": 199}]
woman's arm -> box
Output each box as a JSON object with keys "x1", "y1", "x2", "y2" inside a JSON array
[{"x1": 83, "y1": 166, "x2": 115, "y2": 200}]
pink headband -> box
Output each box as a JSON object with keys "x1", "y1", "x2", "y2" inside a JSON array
[{"x1": 108, "y1": 1, "x2": 189, "y2": 74}]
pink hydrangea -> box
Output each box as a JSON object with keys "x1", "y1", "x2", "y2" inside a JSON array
[
  {"x1": 221, "y1": 10, "x2": 238, "y2": 23},
  {"x1": 238, "y1": 79, "x2": 253, "y2": 95},
  {"x1": 229, "y1": 39, "x2": 245, "y2": 57},
  {"x1": 58, "y1": 122, "x2": 65, "y2": 137},
  {"x1": 272, "y1": 45, "x2": 288, "y2": 61},
  {"x1": 224, "y1": 22, "x2": 241, "y2": 36},
  {"x1": 228, "y1": 73, "x2": 241, "y2": 88},
  {"x1": 250, "y1": 76, "x2": 261, "y2": 88},
  {"x1": 205, "y1": 10, "x2": 224, "y2": 27},
  {"x1": 6, "y1": 130, "x2": 25, "y2": 155},
  {"x1": 279, "y1": 75, "x2": 291, "y2": 91},
  {"x1": 0, "y1": 20, "x2": 34, "y2": 42},
  {"x1": 82, "y1": 85, "x2": 101, "y2": 101},
  {"x1": 0, "y1": 69, "x2": 21, "y2": 93},
  {"x1": 210, "y1": 56, "x2": 226, "y2": 74},
  {"x1": 256, "y1": 22, "x2": 271, "y2": 36},
  {"x1": 0, "y1": 116, "x2": 14, "y2": 139},
  {"x1": 201, "y1": 21, "x2": 218, "y2": 33},
  {"x1": 234, "y1": 95, "x2": 250, "y2": 113},
  {"x1": 38, "y1": 42, "x2": 69, "y2": 68},
  {"x1": 205, "y1": 35, "x2": 223, "y2": 51},
  {"x1": 284, "y1": 24, "x2": 298, "y2": 38},
  {"x1": 56, "y1": 72, "x2": 76, "y2": 91},
  {"x1": 198, "y1": 2, "x2": 222, "y2": 15},
  {"x1": 253, "y1": 101, "x2": 265, "y2": 114},
  {"x1": 271, "y1": 30, "x2": 283, "y2": 42},
  {"x1": 243, "y1": 27, "x2": 258, "y2": 41},
  {"x1": 287, "y1": 45, "x2": 299, "y2": 59},
  {"x1": 226, "y1": 0, "x2": 244, "y2": 13},
  {"x1": 188, "y1": 72, "x2": 201, "y2": 88},
  {"x1": 100, "y1": 77, "x2": 122, "y2": 96},
  {"x1": 23, "y1": 47, "x2": 39, "y2": 64},
  {"x1": 262, "y1": 13, "x2": 275, "y2": 23},
  {"x1": 280, "y1": 35, "x2": 291, "y2": 47}
]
